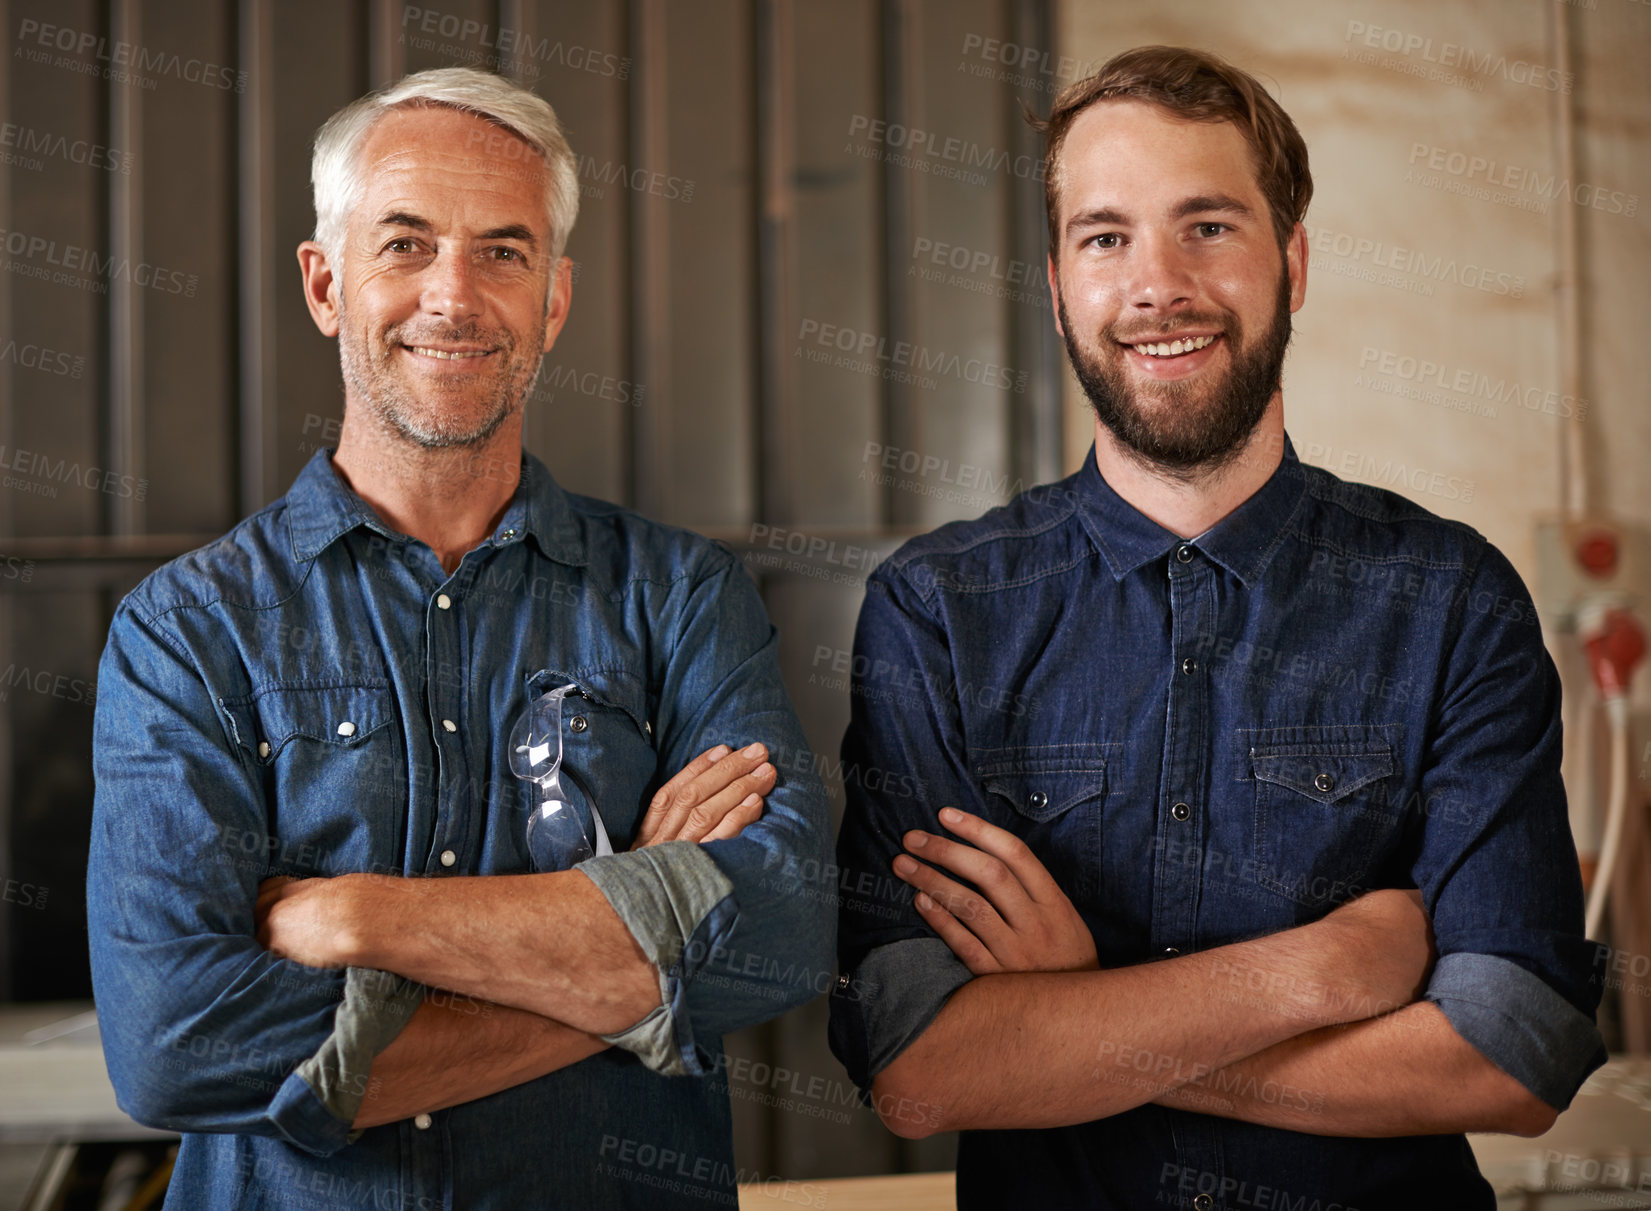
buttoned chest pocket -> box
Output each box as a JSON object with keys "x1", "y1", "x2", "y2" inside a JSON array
[
  {"x1": 975, "y1": 745, "x2": 1110, "y2": 904},
  {"x1": 524, "y1": 667, "x2": 657, "y2": 851},
  {"x1": 220, "y1": 681, "x2": 405, "y2": 875},
  {"x1": 1243, "y1": 726, "x2": 1403, "y2": 910}
]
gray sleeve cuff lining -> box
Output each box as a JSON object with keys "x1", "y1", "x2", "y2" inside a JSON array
[
  {"x1": 1426, "y1": 950, "x2": 1606, "y2": 1109},
  {"x1": 295, "y1": 966, "x2": 424, "y2": 1129},
  {"x1": 580, "y1": 841, "x2": 738, "y2": 1076},
  {"x1": 851, "y1": 937, "x2": 974, "y2": 1087}
]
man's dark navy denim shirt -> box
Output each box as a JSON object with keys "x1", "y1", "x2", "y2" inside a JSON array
[{"x1": 830, "y1": 437, "x2": 1604, "y2": 1209}]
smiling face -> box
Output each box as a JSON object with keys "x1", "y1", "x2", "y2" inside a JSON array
[
  {"x1": 312, "y1": 105, "x2": 571, "y2": 450},
  {"x1": 1047, "y1": 100, "x2": 1306, "y2": 478}
]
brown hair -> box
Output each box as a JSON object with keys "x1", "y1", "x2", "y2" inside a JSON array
[{"x1": 1034, "y1": 45, "x2": 1312, "y2": 257}]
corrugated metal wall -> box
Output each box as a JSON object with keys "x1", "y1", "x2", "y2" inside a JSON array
[{"x1": 0, "y1": 0, "x2": 1063, "y2": 1180}]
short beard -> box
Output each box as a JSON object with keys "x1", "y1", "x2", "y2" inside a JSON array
[
  {"x1": 1059, "y1": 268, "x2": 1292, "y2": 482},
  {"x1": 337, "y1": 295, "x2": 545, "y2": 450}
]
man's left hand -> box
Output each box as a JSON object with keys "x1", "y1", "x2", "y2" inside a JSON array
[{"x1": 892, "y1": 807, "x2": 1098, "y2": 976}]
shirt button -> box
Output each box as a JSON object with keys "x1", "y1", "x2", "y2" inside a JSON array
[
  {"x1": 1314, "y1": 772, "x2": 1335, "y2": 793},
  {"x1": 442, "y1": 719, "x2": 457, "y2": 733},
  {"x1": 1162, "y1": 947, "x2": 1181, "y2": 957},
  {"x1": 1028, "y1": 791, "x2": 1048, "y2": 811},
  {"x1": 336, "y1": 721, "x2": 356, "y2": 738},
  {"x1": 1180, "y1": 657, "x2": 1197, "y2": 675},
  {"x1": 436, "y1": 593, "x2": 452, "y2": 610},
  {"x1": 1170, "y1": 802, "x2": 1191, "y2": 822},
  {"x1": 1176, "y1": 544, "x2": 1194, "y2": 563},
  {"x1": 569, "y1": 715, "x2": 588, "y2": 734},
  {"x1": 1194, "y1": 1196, "x2": 1214, "y2": 1211},
  {"x1": 500, "y1": 528, "x2": 518, "y2": 541},
  {"x1": 413, "y1": 1113, "x2": 432, "y2": 1130},
  {"x1": 257, "y1": 741, "x2": 270, "y2": 758},
  {"x1": 439, "y1": 850, "x2": 456, "y2": 867}
]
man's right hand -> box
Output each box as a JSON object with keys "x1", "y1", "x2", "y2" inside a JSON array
[
  {"x1": 1317, "y1": 888, "x2": 1435, "y2": 1022},
  {"x1": 631, "y1": 743, "x2": 775, "y2": 848}
]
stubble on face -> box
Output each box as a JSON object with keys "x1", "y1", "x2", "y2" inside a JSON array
[
  {"x1": 336, "y1": 284, "x2": 549, "y2": 451},
  {"x1": 1058, "y1": 265, "x2": 1293, "y2": 482}
]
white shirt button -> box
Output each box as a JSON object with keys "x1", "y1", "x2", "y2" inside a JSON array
[
  {"x1": 414, "y1": 1113, "x2": 432, "y2": 1130},
  {"x1": 439, "y1": 850, "x2": 456, "y2": 867},
  {"x1": 336, "y1": 721, "x2": 356, "y2": 737},
  {"x1": 442, "y1": 719, "x2": 457, "y2": 733},
  {"x1": 257, "y1": 741, "x2": 270, "y2": 758},
  {"x1": 436, "y1": 594, "x2": 451, "y2": 610}
]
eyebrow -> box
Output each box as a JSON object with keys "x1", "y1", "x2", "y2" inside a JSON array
[
  {"x1": 1064, "y1": 193, "x2": 1257, "y2": 239},
  {"x1": 1172, "y1": 193, "x2": 1255, "y2": 221},
  {"x1": 375, "y1": 212, "x2": 540, "y2": 246}
]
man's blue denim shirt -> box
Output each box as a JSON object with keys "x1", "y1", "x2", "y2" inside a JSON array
[
  {"x1": 830, "y1": 438, "x2": 1605, "y2": 1209},
  {"x1": 88, "y1": 450, "x2": 835, "y2": 1210}
]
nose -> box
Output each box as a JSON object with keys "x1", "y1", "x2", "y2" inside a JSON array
[
  {"x1": 420, "y1": 246, "x2": 482, "y2": 321},
  {"x1": 1126, "y1": 232, "x2": 1195, "y2": 314}
]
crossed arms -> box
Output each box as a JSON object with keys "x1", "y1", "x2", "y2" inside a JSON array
[
  {"x1": 868, "y1": 808, "x2": 1554, "y2": 1139},
  {"x1": 257, "y1": 743, "x2": 778, "y2": 1129}
]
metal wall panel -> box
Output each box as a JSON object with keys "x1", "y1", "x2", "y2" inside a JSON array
[
  {"x1": 788, "y1": 0, "x2": 883, "y2": 531},
  {"x1": 520, "y1": 0, "x2": 632, "y2": 505},
  {"x1": 137, "y1": 0, "x2": 238, "y2": 534},
  {"x1": 270, "y1": 1, "x2": 368, "y2": 492},
  {"x1": 657, "y1": 0, "x2": 756, "y2": 530}
]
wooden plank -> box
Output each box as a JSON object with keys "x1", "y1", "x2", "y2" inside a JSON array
[{"x1": 739, "y1": 1171, "x2": 954, "y2": 1210}]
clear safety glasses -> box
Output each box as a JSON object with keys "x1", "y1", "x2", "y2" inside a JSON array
[{"x1": 508, "y1": 684, "x2": 612, "y2": 871}]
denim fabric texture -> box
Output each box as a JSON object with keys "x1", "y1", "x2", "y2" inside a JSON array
[
  {"x1": 829, "y1": 438, "x2": 1604, "y2": 1209},
  {"x1": 89, "y1": 449, "x2": 835, "y2": 1210}
]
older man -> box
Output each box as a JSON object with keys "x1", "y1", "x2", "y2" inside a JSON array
[
  {"x1": 89, "y1": 68, "x2": 832, "y2": 1209},
  {"x1": 830, "y1": 46, "x2": 1603, "y2": 1208}
]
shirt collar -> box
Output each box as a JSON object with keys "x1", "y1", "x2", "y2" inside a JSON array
[
  {"x1": 285, "y1": 448, "x2": 588, "y2": 566},
  {"x1": 1072, "y1": 434, "x2": 1307, "y2": 587}
]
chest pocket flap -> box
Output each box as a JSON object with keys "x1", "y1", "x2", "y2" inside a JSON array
[
  {"x1": 528, "y1": 666, "x2": 652, "y2": 738},
  {"x1": 1250, "y1": 746, "x2": 1395, "y2": 804},
  {"x1": 976, "y1": 744, "x2": 1110, "y2": 822},
  {"x1": 222, "y1": 682, "x2": 395, "y2": 763}
]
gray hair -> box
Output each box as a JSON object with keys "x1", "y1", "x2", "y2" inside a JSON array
[{"x1": 310, "y1": 67, "x2": 580, "y2": 263}]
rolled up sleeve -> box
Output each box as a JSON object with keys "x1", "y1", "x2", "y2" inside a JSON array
[
  {"x1": 89, "y1": 605, "x2": 415, "y2": 1155},
  {"x1": 1427, "y1": 952, "x2": 1605, "y2": 1109},
  {"x1": 1415, "y1": 547, "x2": 1606, "y2": 1109},
  {"x1": 580, "y1": 842, "x2": 739, "y2": 1075},
  {"x1": 828, "y1": 937, "x2": 972, "y2": 1093},
  {"x1": 579, "y1": 549, "x2": 835, "y2": 1075}
]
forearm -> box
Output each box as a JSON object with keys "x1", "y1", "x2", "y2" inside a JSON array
[
  {"x1": 875, "y1": 915, "x2": 1392, "y2": 1135},
  {"x1": 338, "y1": 871, "x2": 659, "y2": 1035},
  {"x1": 353, "y1": 997, "x2": 607, "y2": 1129},
  {"x1": 1150, "y1": 1002, "x2": 1557, "y2": 1137}
]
